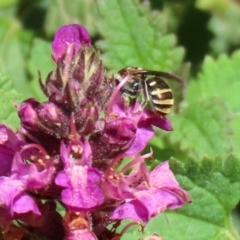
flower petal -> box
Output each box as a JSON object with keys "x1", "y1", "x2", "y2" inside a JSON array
[
  {"x1": 12, "y1": 194, "x2": 41, "y2": 216},
  {"x1": 110, "y1": 199, "x2": 149, "y2": 223},
  {"x1": 59, "y1": 166, "x2": 104, "y2": 211},
  {"x1": 125, "y1": 124, "x2": 154, "y2": 155},
  {"x1": 0, "y1": 125, "x2": 25, "y2": 176},
  {"x1": 149, "y1": 161, "x2": 191, "y2": 203},
  {"x1": 52, "y1": 24, "x2": 91, "y2": 62}
]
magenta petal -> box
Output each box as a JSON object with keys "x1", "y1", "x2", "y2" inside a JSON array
[
  {"x1": 60, "y1": 166, "x2": 104, "y2": 211},
  {"x1": 26, "y1": 165, "x2": 56, "y2": 189},
  {"x1": 18, "y1": 98, "x2": 39, "y2": 128},
  {"x1": 59, "y1": 142, "x2": 70, "y2": 167},
  {"x1": 135, "y1": 189, "x2": 184, "y2": 218},
  {"x1": 151, "y1": 116, "x2": 173, "y2": 131},
  {"x1": 125, "y1": 125, "x2": 154, "y2": 155},
  {"x1": 0, "y1": 125, "x2": 24, "y2": 150},
  {"x1": 55, "y1": 171, "x2": 68, "y2": 187},
  {"x1": 149, "y1": 161, "x2": 191, "y2": 202},
  {"x1": 0, "y1": 178, "x2": 34, "y2": 225},
  {"x1": 110, "y1": 200, "x2": 149, "y2": 223},
  {"x1": 0, "y1": 178, "x2": 23, "y2": 208},
  {"x1": 11, "y1": 153, "x2": 55, "y2": 190},
  {"x1": 52, "y1": 24, "x2": 91, "y2": 62},
  {"x1": 0, "y1": 125, "x2": 25, "y2": 175},
  {"x1": 12, "y1": 194, "x2": 41, "y2": 216},
  {"x1": 142, "y1": 109, "x2": 173, "y2": 131},
  {"x1": 150, "y1": 161, "x2": 179, "y2": 187},
  {"x1": 105, "y1": 118, "x2": 136, "y2": 144}
]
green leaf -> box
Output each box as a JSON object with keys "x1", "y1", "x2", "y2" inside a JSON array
[
  {"x1": 44, "y1": 0, "x2": 98, "y2": 37},
  {"x1": 186, "y1": 51, "x2": 240, "y2": 113},
  {"x1": 122, "y1": 156, "x2": 240, "y2": 240},
  {"x1": 167, "y1": 98, "x2": 231, "y2": 160},
  {"x1": 0, "y1": 72, "x2": 23, "y2": 129},
  {"x1": 183, "y1": 51, "x2": 240, "y2": 159},
  {"x1": 229, "y1": 115, "x2": 240, "y2": 160},
  {"x1": 26, "y1": 37, "x2": 54, "y2": 101},
  {"x1": 0, "y1": 18, "x2": 34, "y2": 97},
  {"x1": 96, "y1": 0, "x2": 184, "y2": 73}
]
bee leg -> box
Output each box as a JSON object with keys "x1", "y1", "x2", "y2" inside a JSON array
[
  {"x1": 133, "y1": 95, "x2": 150, "y2": 114},
  {"x1": 140, "y1": 80, "x2": 151, "y2": 110},
  {"x1": 141, "y1": 100, "x2": 148, "y2": 109}
]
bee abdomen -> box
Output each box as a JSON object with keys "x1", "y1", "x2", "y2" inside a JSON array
[{"x1": 146, "y1": 77, "x2": 174, "y2": 115}]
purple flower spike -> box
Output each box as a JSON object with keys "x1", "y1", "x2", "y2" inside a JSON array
[
  {"x1": 52, "y1": 24, "x2": 91, "y2": 62},
  {"x1": 0, "y1": 23, "x2": 191, "y2": 239}
]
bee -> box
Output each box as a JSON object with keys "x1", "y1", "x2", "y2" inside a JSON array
[{"x1": 114, "y1": 67, "x2": 182, "y2": 116}]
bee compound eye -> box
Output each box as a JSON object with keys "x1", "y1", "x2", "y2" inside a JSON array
[{"x1": 132, "y1": 81, "x2": 139, "y2": 90}]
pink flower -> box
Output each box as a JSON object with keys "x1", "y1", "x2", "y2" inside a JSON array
[
  {"x1": 55, "y1": 134, "x2": 105, "y2": 211},
  {"x1": 0, "y1": 137, "x2": 56, "y2": 226},
  {"x1": 102, "y1": 152, "x2": 190, "y2": 224}
]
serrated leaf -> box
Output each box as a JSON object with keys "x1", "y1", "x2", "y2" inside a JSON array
[
  {"x1": 44, "y1": 0, "x2": 98, "y2": 37},
  {"x1": 26, "y1": 37, "x2": 54, "y2": 101},
  {"x1": 184, "y1": 51, "x2": 240, "y2": 159},
  {"x1": 96, "y1": 0, "x2": 184, "y2": 73},
  {"x1": 186, "y1": 51, "x2": 240, "y2": 113},
  {"x1": 167, "y1": 99, "x2": 231, "y2": 160},
  {"x1": 122, "y1": 156, "x2": 240, "y2": 240},
  {"x1": 0, "y1": 72, "x2": 23, "y2": 129}
]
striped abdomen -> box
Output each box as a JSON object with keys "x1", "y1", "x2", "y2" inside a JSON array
[{"x1": 145, "y1": 77, "x2": 174, "y2": 115}]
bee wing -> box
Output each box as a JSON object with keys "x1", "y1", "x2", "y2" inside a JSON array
[{"x1": 135, "y1": 70, "x2": 182, "y2": 83}]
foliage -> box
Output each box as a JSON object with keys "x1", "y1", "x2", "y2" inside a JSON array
[{"x1": 0, "y1": 73, "x2": 23, "y2": 129}]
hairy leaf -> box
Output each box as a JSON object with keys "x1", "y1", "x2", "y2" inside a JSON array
[
  {"x1": 186, "y1": 51, "x2": 240, "y2": 113},
  {"x1": 167, "y1": 99, "x2": 231, "y2": 160},
  {"x1": 184, "y1": 51, "x2": 240, "y2": 158},
  {"x1": 96, "y1": 0, "x2": 184, "y2": 73},
  {"x1": 0, "y1": 72, "x2": 23, "y2": 129}
]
